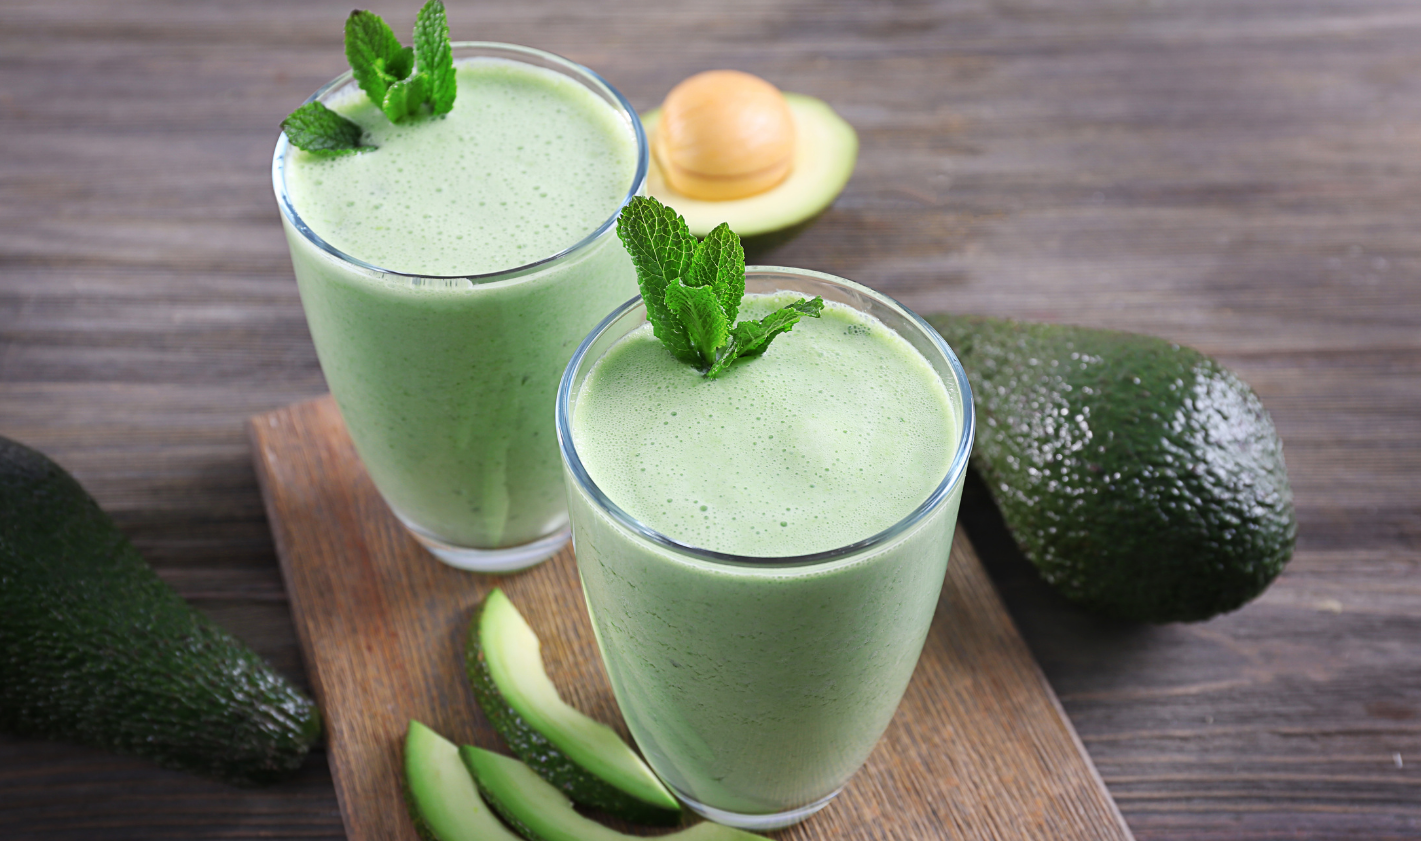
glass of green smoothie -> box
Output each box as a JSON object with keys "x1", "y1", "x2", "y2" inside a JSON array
[
  {"x1": 556, "y1": 267, "x2": 975, "y2": 829},
  {"x1": 273, "y1": 43, "x2": 647, "y2": 572}
]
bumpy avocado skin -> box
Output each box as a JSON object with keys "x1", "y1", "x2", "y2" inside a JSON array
[
  {"x1": 0, "y1": 436, "x2": 321, "y2": 785},
  {"x1": 928, "y1": 315, "x2": 1296, "y2": 623}
]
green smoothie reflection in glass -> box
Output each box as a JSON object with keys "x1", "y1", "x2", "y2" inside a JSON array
[
  {"x1": 272, "y1": 4, "x2": 646, "y2": 571},
  {"x1": 558, "y1": 198, "x2": 975, "y2": 830}
]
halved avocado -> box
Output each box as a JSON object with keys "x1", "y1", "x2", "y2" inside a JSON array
[
  {"x1": 465, "y1": 589, "x2": 680, "y2": 826},
  {"x1": 642, "y1": 93, "x2": 857, "y2": 241},
  {"x1": 462, "y1": 746, "x2": 770, "y2": 841},
  {"x1": 404, "y1": 720, "x2": 522, "y2": 841}
]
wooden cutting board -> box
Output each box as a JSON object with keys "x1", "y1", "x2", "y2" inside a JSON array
[{"x1": 249, "y1": 395, "x2": 1133, "y2": 841}]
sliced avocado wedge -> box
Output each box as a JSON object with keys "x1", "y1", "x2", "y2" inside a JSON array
[
  {"x1": 462, "y1": 746, "x2": 769, "y2": 841},
  {"x1": 465, "y1": 589, "x2": 680, "y2": 825},
  {"x1": 643, "y1": 93, "x2": 858, "y2": 240},
  {"x1": 404, "y1": 721, "x2": 522, "y2": 841}
]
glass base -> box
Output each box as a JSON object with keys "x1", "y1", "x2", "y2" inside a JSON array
[
  {"x1": 394, "y1": 513, "x2": 570, "y2": 573},
  {"x1": 671, "y1": 785, "x2": 843, "y2": 831}
]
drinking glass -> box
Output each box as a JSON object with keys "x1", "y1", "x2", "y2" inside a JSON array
[
  {"x1": 556, "y1": 267, "x2": 975, "y2": 829},
  {"x1": 272, "y1": 43, "x2": 648, "y2": 573}
]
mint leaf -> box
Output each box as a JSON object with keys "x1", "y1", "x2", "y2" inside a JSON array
[
  {"x1": 687, "y1": 223, "x2": 745, "y2": 325},
  {"x1": 665, "y1": 279, "x2": 729, "y2": 367},
  {"x1": 386, "y1": 47, "x2": 416, "y2": 82},
  {"x1": 615, "y1": 198, "x2": 823, "y2": 378},
  {"x1": 616, "y1": 196, "x2": 699, "y2": 365},
  {"x1": 737, "y1": 297, "x2": 825, "y2": 356},
  {"x1": 706, "y1": 297, "x2": 824, "y2": 378},
  {"x1": 414, "y1": 0, "x2": 456, "y2": 115},
  {"x1": 345, "y1": 11, "x2": 413, "y2": 108},
  {"x1": 343, "y1": 4, "x2": 453, "y2": 124},
  {"x1": 281, "y1": 101, "x2": 371, "y2": 155},
  {"x1": 382, "y1": 73, "x2": 429, "y2": 123}
]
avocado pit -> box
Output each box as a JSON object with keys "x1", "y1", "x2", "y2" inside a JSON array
[
  {"x1": 642, "y1": 70, "x2": 858, "y2": 242},
  {"x1": 654, "y1": 70, "x2": 796, "y2": 201}
]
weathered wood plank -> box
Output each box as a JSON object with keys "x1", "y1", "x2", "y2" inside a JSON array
[{"x1": 250, "y1": 395, "x2": 1132, "y2": 841}]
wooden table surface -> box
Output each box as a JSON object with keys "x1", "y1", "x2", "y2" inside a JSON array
[{"x1": 2, "y1": 0, "x2": 1417, "y2": 838}]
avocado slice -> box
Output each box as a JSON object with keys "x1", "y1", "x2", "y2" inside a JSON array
[
  {"x1": 465, "y1": 589, "x2": 680, "y2": 825},
  {"x1": 462, "y1": 746, "x2": 769, "y2": 841},
  {"x1": 0, "y1": 434, "x2": 321, "y2": 785},
  {"x1": 405, "y1": 720, "x2": 522, "y2": 841},
  {"x1": 929, "y1": 314, "x2": 1296, "y2": 623},
  {"x1": 642, "y1": 94, "x2": 857, "y2": 241}
]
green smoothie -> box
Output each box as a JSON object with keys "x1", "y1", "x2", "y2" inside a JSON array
[
  {"x1": 278, "y1": 53, "x2": 641, "y2": 554},
  {"x1": 567, "y1": 288, "x2": 965, "y2": 816}
]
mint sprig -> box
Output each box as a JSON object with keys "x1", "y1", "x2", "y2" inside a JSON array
[
  {"x1": 413, "y1": 0, "x2": 456, "y2": 115},
  {"x1": 381, "y1": 73, "x2": 430, "y2": 123},
  {"x1": 689, "y1": 223, "x2": 746, "y2": 325},
  {"x1": 280, "y1": 102, "x2": 370, "y2": 155},
  {"x1": 707, "y1": 297, "x2": 825, "y2": 377},
  {"x1": 344, "y1": 10, "x2": 414, "y2": 109},
  {"x1": 616, "y1": 197, "x2": 699, "y2": 364},
  {"x1": 364, "y1": 0, "x2": 456, "y2": 123},
  {"x1": 281, "y1": 0, "x2": 457, "y2": 153},
  {"x1": 616, "y1": 196, "x2": 824, "y2": 378},
  {"x1": 665, "y1": 278, "x2": 729, "y2": 366}
]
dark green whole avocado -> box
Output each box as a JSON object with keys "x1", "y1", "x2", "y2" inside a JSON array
[
  {"x1": 928, "y1": 315, "x2": 1296, "y2": 623},
  {"x1": 0, "y1": 435, "x2": 322, "y2": 785}
]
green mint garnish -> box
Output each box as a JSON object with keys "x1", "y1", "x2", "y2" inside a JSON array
[
  {"x1": 380, "y1": 72, "x2": 429, "y2": 123},
  {"x1": 413, "y1": 0, "x2": 456, "y2": 115},
  {"x1": 616, "y1": 196, "x2": 700, "y2": 365},
  {"x1": 281, "y1": 0, "x2": 456, "y2": 152},
  {"x1": 344, "y1": 10, "x2": 415, "y2": 109},
  {"x1": 689, "y1": 222, "x2": 746, "y2": 325},
  {"x1": 616, "y1": 196, "x2": 824, "y2": 378},
  {"x1": 665, "y1": 278, "x2": 729, "y2": 367},
  {"x1": 706, "y1": 297, "x2": 824, "y2": 377},
  {"x1": 280, "y1": 102, "x2": 371, "y2": 155},
  {"x1": 360, "y1": 0, "x2": 456, "y2": 123}
]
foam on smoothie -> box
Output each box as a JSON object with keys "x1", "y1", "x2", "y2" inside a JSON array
[
  {"x1": 284, "y1": 58, "x2": 637, "y2": 276},
  {"x1": 572, "y1": 292, "x2": 957, "y2": 557}
]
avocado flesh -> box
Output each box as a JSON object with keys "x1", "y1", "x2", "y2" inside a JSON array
[
  {"x1": 928, "y1": 315, "x2": 1296, "y2": 623},
  {"x1": 405, "y1": 721, "x2": 522, "y2": 841},
  {"x1": 0, "y1": 435, "x2": 321, "y2": 785},
  {"x1": 643, "y1": 93, "x2": 858, "y2": 240},
  {"x1": 465, "y1": 589, "x2": 680, "y2": 825},
  {"x1": 462, "y1": 746, "x2": 769, "y2": 841}
]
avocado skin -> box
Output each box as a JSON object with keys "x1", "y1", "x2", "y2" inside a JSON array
[
  {"x1": 401, "y1": 763, "x2": 444, "y2": 841},
  {"x1": 0, "y1": 435, "x2": 321, "y2": 785},
  {"x1": 464, "y1": 601, "x2": 681, "y2": 827},
  {"x1": 929, "y1": 315, "x2": 1296, "y2": 623},
  {"x1": 460, "y1": 747, "x2": 555, "y2": 841}
]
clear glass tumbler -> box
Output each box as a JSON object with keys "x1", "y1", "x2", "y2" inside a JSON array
[
  {"x1": 272, "y1": 43, "x2": 647, "y2": 573},
  {"x1": 556, "y1": 267, "x2": 975, "y2": 829}
]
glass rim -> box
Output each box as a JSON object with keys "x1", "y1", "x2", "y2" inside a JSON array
[
  {"x1": 555, "y1": 266, "x2": 977, "y2": 569},
  {"x1": 270, "y1": 41, "x2": 650, "y2": 284}
]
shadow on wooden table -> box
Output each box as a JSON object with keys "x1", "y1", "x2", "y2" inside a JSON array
[{"x1": 959, "y1": 471, "x2": 1166, "y2": 683}]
